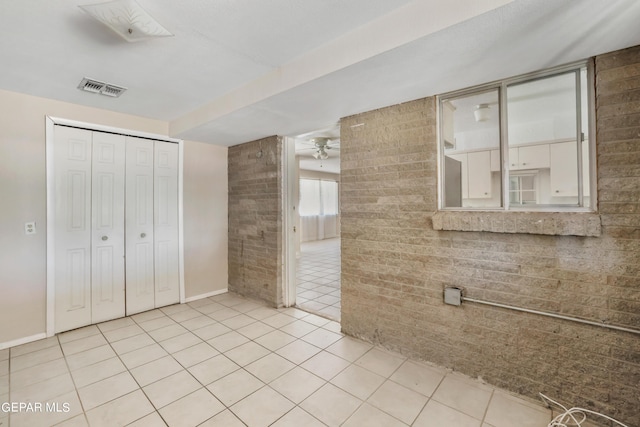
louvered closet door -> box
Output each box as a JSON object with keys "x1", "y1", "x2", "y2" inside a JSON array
[
  {"x1": 91, "y1": 132, "x2": 126, "y2": 323},
  {"x1": 153, "y1": 141, "x2": 180, "y2": 307},
  {"x1": 125, "y1": 137, "x2": 156, "y2": 315},
  {"x1": 53, "y1": 126, "x2": 93, "y2": 333}
]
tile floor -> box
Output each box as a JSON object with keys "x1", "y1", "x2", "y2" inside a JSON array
[
  {"x1": 296, "y1": 238, "x2": 341, "y2": 321},
  {"x1": 0, "y1": 292, "x2": 557, "y2": 427}
]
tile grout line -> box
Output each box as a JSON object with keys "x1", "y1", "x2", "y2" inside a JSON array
[
  {"x1": 216, "y1": 304, "x2": 348, "y2": 426},
  {"x1": 59, "y1": 308, "x2": 208, "y2": 425},
  {"x1": 133, "y1": 302, "x2": 256, "y2": 424},
  {"x1": 415, "y1": 365, "x2": 449, "y2": 426},
  {"x1": 124, "y1": 299, "x2": 321, "y2": 426},
  {"x1": 119, "y1": 309, "x2": 193, "y2": 426},
  {"x1": 86, "y1": 318, "x2": 166, "y2": 426},
  {"x1": 8, "y1": 296, "x2": 343, "y2": 426},
  {"x1": 190, "y1": 300, "x2": 325, "y2": 426},
  {"x1": 7, "y1": 290, "x2": 543, "y2": 427},
  {"x1": 57, "y1": 332, "x2": 94, "y2": 427},
  {"x1": 480, "y1": 388, "x2": 496, "y2": 426},
  {"x1": 337, "y1": 348, "x2": 409, "y2": 427},
  {"x1": 8, "y1": 336, "x2": 76, "y2": 426}
]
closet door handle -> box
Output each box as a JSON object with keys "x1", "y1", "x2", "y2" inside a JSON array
[
  {"x1": 140, "y1": 233, "x2": 147, "y2": 238},
  {"x1": 101, "y1": 236, "x2": 108, "y2": 241}
]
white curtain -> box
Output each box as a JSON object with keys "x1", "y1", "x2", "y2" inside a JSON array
[
  {"x1": 299, "y1": 179, "x2": 321, "y2": 216},
  {"x1": 300, "y1": 214, "x2": 338, "y2": 242},
  {"x1": 321, "y1": 181, "x2": 338, "y2": 215},
  {"x1": 299, "y1": 179, "x2": 339, "y2": 242}
]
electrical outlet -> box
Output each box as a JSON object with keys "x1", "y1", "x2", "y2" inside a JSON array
[{"x1": 25, "y1": 222, "x2": 36, "y2": 235}]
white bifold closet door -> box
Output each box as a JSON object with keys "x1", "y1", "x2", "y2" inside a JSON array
[
  {"x1": 91, "y1": 131, "x2": 126, "y2": 323},
  {"x1": 152, "y1": 141, "x2": 180, "y2": 308},
  {"x1": 53, "y1": 126, "x2": 179, "y2": 333},
  {"x1": 124, "y1": 137, "x2": 155, "y2": 314},
  {"x1": 125, "y1": 137, "x2": 180, "y2": 315},
  {"x1": 54, "y1": 126, "x2": 126, "y2": 332}
]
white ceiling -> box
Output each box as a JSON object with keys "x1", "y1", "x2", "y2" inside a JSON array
[{"x1": 1, "y1": 0, "x2": 639, "y2": 147}]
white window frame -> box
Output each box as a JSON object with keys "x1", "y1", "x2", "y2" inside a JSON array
[{"x1": 437, "y1": 60, "x2": 597, "y2": 212}]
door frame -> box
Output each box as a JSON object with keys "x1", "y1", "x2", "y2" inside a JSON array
[
  {"x1": 45, "y1": 116, "x2": 185, "y2": 337},
  {"x1": 281, "y1": 136, "x2": 298, "y2": 307}
]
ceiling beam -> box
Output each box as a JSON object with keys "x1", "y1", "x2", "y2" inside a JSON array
[{"x1": 169, "y1": 0, "x2": 513, "y2": 138}]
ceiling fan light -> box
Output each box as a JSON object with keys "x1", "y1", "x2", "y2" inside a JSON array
[
  {"x1": 79, "y1": 0, "x2": 174, "y2": 42},
  {"x1": 313, "y1": 149, "x2": 329, "y2": 160}
]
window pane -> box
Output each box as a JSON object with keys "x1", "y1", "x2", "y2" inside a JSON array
[
  {"x1": 507, "y1": 70, "x2": 589, "y2": 207},
  {"x1": 580, "y1": 68, "x2": 591, "y2": 207},
  {"x1": 442, "y1": 89, "x2": 501, "y2": 208},
  {"x1": 321, "y1": 181, "x2": 338, "y2": 215},
  {"x1": 299, "y1": 179, "x2": 320, "y2": 216},
  {"x1": 509, "y1": 174, "x2": 538, "y2": 205}
]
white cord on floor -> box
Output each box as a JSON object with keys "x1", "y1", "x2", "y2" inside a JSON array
[{"x1": 539, "y1": 393, "x2": 630, "y2": 427}]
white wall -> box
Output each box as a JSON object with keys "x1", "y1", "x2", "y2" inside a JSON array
[
  {"x1": 183, "y1": 140, "x2": 228, "y2": 299},
  {"x1": 0, "y1": 89, "x2": 228, "y2": 346},
  {"x1": 299, "y1": 169, "x2": 340, "y2": 181}
]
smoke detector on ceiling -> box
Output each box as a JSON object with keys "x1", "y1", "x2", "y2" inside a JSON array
[{"x1": 77, "y1": 77, "x2": 127, "y2": 98}]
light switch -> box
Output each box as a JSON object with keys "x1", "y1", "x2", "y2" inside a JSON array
[{"x1": 25, "y1": 222, "x2": 36, "y2": 235}]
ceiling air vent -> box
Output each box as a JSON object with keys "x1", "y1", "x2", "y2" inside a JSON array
[
  {"x1": 101, "y1": 84, "x2": 126, "y2": 97},
  {"x1": 77, "y1": 77, "x2": 127, "y2": 98},
  {"x1": 78, "y1": 78, "x2": 104, "y2": 93}
]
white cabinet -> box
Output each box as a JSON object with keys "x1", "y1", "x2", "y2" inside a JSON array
[
  {"x1": 447, "y1": 153, "x2": 468, "y2": 199},
  {"x1": 549, "y1": 140, "x2": 590, "y2": 198},
  {"x1": 53, "y1": 126, "x2": 180, "y2": 333},
  {"x1": 550, "y1": 141, "x2": 577, "y2": 196},
  {"x1": 490, "y1": 149, "x2": 500, "y2": 172},
  {"x1": 509, "y1": 144, "x2": 550, "y2": 170},
  {"x1": 446, "y1": 150, "x2": 494, "y2": 199},
  {"x1": 467, "y1": 151, "x2": 493, "y2": 198}
]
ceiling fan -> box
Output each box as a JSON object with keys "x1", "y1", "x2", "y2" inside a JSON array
[{"x1": 298, "y1": 137, "x2": 340, "y2": 160}]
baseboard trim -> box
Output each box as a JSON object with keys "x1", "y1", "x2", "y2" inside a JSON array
[
  {"x1": 185, "y1": 288, "x2": 228, "y2": 303},
  {"x1": 0, "y1": 332, "x2": 47, "y2": 351}
]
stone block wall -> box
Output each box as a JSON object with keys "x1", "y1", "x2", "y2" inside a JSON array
[
  {"x1": 340, "y1": 46, "x2": 640, "y2": 425},
  {"x1": 228, "y1": 136, "x2": 283, "y2": 306}
]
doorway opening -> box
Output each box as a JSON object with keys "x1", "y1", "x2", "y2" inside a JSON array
[
  {"x1": 288, "y1": 124, "x2": 341, "y2": 321},
  {"x1": 296, "y1": 237, "x2": 341, "y2": 319}
]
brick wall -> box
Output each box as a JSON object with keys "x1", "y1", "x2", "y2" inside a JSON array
[
  {"x1": 340, "y1": 46, "x2": 640, "y2": 425},
  {"x1": 228, "y1": 136, "x2": 283, "y2": 306}
]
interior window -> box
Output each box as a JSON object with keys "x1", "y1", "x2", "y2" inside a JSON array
[
  {"x1": 440, "y1": 62, "x2": 592, "y2": 211},
  {"x1": 442, "y1": 89, "x2": 501, "y2": 208}
]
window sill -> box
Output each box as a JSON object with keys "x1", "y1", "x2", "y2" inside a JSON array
[{"x1": 432, "y1": 211, "x2": 601, "y2": 237}]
